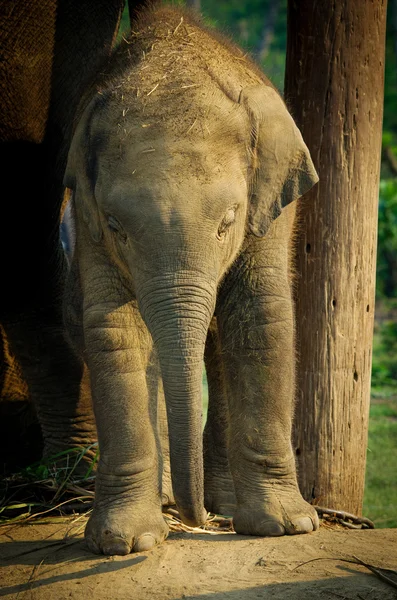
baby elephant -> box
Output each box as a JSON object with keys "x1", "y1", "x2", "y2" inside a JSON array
[{"x1": 64, "y1": 5, "x2": 319, "y2": 555}]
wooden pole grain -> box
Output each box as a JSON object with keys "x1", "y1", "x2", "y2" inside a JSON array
[{"x1": 285, "y1": 0, "x2": 388, "y2": 514}]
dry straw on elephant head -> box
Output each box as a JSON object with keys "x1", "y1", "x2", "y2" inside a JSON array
[{"x1": 65, "y1": 7, "x2": 318, "y2": 245}]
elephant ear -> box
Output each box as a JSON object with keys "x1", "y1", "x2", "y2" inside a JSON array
[
  {"x1": 239, "y1": 84, "x2": 319, "y2": 237},
  {"x1": 64, "y1": 94, "x2": 106, "y2": 243}
]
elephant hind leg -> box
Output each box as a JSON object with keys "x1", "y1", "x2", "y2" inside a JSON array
[
  {"x1": 145, "y1": 355, "x2": 175, "y2": 507},
  {"x1": 203, "y1": 317, "x2": 236, "y2": 516}
]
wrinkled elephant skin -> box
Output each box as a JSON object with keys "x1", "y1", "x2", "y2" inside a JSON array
[{"x1": 65, "y1": 5, "x2": 320, "y2": 555}]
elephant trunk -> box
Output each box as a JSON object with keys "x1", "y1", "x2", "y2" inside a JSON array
[{"x1": 138, "y1": 273, "x2": 216, "y2": 526}]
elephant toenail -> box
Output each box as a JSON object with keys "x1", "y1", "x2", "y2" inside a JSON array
[
  {"x1": 102, "y1": 536, "x2": 131, "y2": 556},
  {"x1": 263, "y1": 521, "x2": 285, "y2": 536},
  {"x1": 134, "y1": 534, "x2": 157, "y2": 552},
  {"x1": 290, "y1": 516, "x2": 314, "y2": 533}
]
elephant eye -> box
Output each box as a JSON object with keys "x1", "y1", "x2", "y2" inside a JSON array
[
  {"x1": 217, "y1": 206, "x2": 237, "y2": 240},
  {"x1": 107, "y1": 215, "x2": 127, "y2": 243}
]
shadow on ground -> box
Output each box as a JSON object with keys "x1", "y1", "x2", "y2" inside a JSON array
[{"x1": 0, "y1": 525, "x2": 396, "y2": 600}]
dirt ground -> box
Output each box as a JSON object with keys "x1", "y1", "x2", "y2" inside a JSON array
[{"x1": 0, "y1": 518, "x2": 396, "y2": 600}]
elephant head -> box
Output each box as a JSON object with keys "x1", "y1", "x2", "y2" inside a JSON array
[{"x1": 65, "y1": 76, "x2": 318, "y2": 527}]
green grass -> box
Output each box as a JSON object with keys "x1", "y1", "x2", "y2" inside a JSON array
[
  {"x1": 366, "y1": 301, "x2": 397, "y2": 527},
  {"x1": 363, "y1": 397, "x2": 397, "y2": 528}
]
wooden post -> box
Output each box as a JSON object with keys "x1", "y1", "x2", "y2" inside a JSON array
[{"x1": 284, "y1": 1, "x2": 388, "y2": 514}]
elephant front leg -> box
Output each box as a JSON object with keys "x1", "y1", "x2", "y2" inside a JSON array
[
  {"x1": 218, "y1": 240, "x2": 318, "y2": 537},
  {"x1": 83, "y1": 303, "x2": 168, "y2": 555}
]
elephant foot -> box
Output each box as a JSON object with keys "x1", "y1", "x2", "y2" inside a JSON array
[
  {"x1": 233, "y1": 482, "x2": 319, "y2": 536},
  {"x1": 85, "y1": 502, "x2": 169, "y2": 555},
  {"x1": 204, "y1": 472, "x2": 236, "y2": 516}
]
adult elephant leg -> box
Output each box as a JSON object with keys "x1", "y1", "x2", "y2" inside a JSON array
[
  {"x1": 0, "y1": 169, "x2": 96, "y2": 465},
  {"x1": 203, "y1": 317, "x2": 236, "y2": 516},
  {"x1": 3, "y1": 313, "x2": 96, "y2": 464},
  {"x1": 0, "y1": 0, "x2": 130, "y2": 469},
  {"x1": 0, "y1": 325, "x2": 42, "y2": 472},
  {"x1": 217, "y1": 205, "x2": 319, "y2": 536}
]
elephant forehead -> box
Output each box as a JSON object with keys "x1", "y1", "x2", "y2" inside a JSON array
[
  {"x1": 98, "y1": 134, "x2": 248, "y2": 188},
  {"x1": 99, "y1": 163, "x2": 247, "y2": 216}
]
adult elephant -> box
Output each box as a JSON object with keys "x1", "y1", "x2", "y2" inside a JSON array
[{"x1": 0, "y1": 0, "x2": 146, "y2": 471}]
